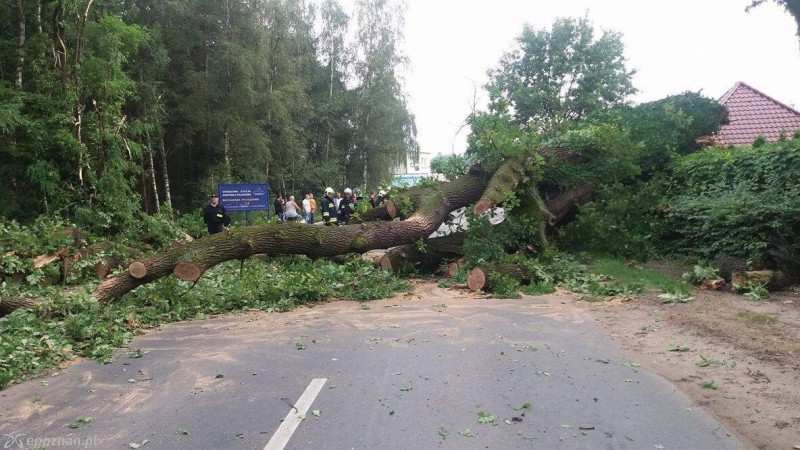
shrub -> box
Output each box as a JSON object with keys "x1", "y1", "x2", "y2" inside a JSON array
[{"x1": 664, "y1": 139, "x2": 800, "y2": 269}]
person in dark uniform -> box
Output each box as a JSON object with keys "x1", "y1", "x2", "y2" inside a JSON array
[
  {"x1": 338, "y1": 187, "x2": 355, "y2": 225},
  {"x1": 203, "y1": 193, "x2": 231, "y2": 234},
  {"x1": 321, "y1": 187, "x2": 338, "y2": 225},
  {"x1": 274, "y1": 194, "x2": 285, "y2": 223}
]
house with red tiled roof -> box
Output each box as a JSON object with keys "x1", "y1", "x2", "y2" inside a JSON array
[{"x1": 706, "y1": 82, "x2": 800, "y2": 146}]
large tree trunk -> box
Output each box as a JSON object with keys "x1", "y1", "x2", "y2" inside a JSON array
[
  {"x1": 378, "y1": 232, "x2": 466, "y2": 273},
  {"x1": 0, "y1": 297, "x2": 40, "y2": 316},
  {"x1": 93, "y1": 165, "x2": 502, "y2": 302}
]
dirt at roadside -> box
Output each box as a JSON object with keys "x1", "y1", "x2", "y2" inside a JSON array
[{"x1": 573, "y1": 287, "x2": 800, "y2": 450}]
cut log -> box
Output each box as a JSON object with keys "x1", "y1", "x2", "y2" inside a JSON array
[
  {"x1": 33, "y1": 252, "x2": 61, "y2": 269},
  {"x1": 174, "y1": 261, "x2": 203, "y2": 282},
  {"x1": 731, "y1": 270, "x2": 790, "y2": 291},
  {"x1": 378, "y1": 232, "x2": 466, "y2": 274},
  {"x1": 360, "y1": 250, "x2": 387, "y2": 265},
  {"x1": 0, "y1": 297, "x2": 40, "y2": 317},
  {"x1": 466, "y1": 263, "x2": 538, "y2": 292},
  {"x1": 358, "y1": 200, "x2": 399, "y2": 222},
  {"x1": 94, "y1": 255, "x2": 123, "y2": 280},
  {"x1": 467, "y1": 267, "x2": 487, "y2": 291},
  {"x1": 128, "y1": 262, "x2": 147, "y2": 279},
  {"x1": 92, "y1": 162, "x2": 519, "y2": 303},
  {"x1": 446, "y1": 259, "x2": 464, "y2": 278}
]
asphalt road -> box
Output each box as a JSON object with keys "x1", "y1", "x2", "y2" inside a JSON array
[{"x1": 0, "y1": 283, "x2": 744, "y2": 450}]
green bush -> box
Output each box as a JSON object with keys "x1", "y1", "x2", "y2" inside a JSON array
[
  {"x1": 664, "y1": 139, "x2": 800, "y2": 269},
  {"x1": 562, "y1": 181, "x2": 668, "y2": 260}
]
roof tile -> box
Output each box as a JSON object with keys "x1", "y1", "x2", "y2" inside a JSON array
[{"x1": 711, "y1": 82, "x2": 800, "y2": 146}]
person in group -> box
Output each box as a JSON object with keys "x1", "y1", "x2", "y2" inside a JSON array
[
  {"x1": 334, "y1": 192, "x2": 343, "y2": 211},
  {"x1": 321, "y1": 187, "x2": 338, "y2": 225},
  {"x1": 338, "y1": 187, "x2": 355, "y2": 225},
  {"x1": 274, "y1": 194, "x2": 285, "y2": 223},
  {"x1": 369, "y1": 191, "x2": 377, "y2": 208},
  {"x1": 308, "y1": 192, "x2": 317, "y2": 224},
  {"x1": 284, "y1": 195, "x2": 302, "y2": 222},
  {"x1": 376, "y1": 189, "x2": 387, "y2": 207},
  {"x1": 203, "y1": 193, "x2": 231, "y2": 234},
  {"x1": 302, "y1": 193, "x2": 313, "y2": 224}
]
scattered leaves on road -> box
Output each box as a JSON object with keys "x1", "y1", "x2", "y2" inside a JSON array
[
  {"x1": 700, "y1": 380, "x2": 718, "y2": 390},
  {"x1": 667, "y1": 344, "x2": 690, "y2": 352},
  {"x1": 67, "y1": 416, "x2": 93, "y2": 429},
  {"x1": 513, "y1": 402, "x2": 531, "y2": 411},
  {"x1": 477, "y1": 411, "x2": 496, "y2": 425}
]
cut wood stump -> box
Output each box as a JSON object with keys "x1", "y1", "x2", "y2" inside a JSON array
[
  {"x1": 467, "y1": 267, "x2": 487, "y2": 291},
  {"x1": 174, "y1": 261, "x2": 203, "y2": 282},
  {"x1": 128, "y1": 262, "x2": 147, "y2": 279}
]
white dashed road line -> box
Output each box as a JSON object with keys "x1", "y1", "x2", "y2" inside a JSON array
[{"x1": 263, "y1": 378, "x2": 327, "y2": 450}]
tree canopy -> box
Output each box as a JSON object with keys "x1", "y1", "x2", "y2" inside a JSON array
[
  {"x1": 0, "y1": 0, "x2": 416, "y2": 228},
  {"x1": 486, "y1": 17, "x2": 636, "y2": 135}
]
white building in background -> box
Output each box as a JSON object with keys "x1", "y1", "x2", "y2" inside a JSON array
[{"x1": 391, "y1": 150, "x2": 439, "y2": 187}]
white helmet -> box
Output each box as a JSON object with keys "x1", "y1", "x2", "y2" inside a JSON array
[
  {"x1": 379, "y1": 190, "x2": 386, "y2": 196},
  {"x1": 325, "y1": 187, "x2": 334, "y2": 195},
  {"x1": 344, "y1": 188, "x2": 353, "y2": 195}
]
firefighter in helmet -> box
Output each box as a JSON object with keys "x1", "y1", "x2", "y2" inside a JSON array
[
  {"x1": 321, "y1": 187, "x2": 338, "y2": 225},
  {"x1": 338, "y1": 187, "x2": 355, "y2": 225}
]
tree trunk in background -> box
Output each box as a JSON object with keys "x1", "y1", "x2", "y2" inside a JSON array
[
  {"x1": 16, "y1": 0, "x2": 26, "y2": 88},
  {"x1": 148, "y1": 142, "x2": 160, "y2": 214},
  {"x1": 159, "y1": 135, "x2": 173, "y2": 211},
  {"x1": 36, "y1": 0, "x2": 42, "y2": 34},
  {"x1": 223, "y1": 129, "x2": 232, "y2": 180}
]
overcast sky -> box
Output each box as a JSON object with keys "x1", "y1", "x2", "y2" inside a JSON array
[{"x1": 369, "y1": 0, "x2": 800, "y2": 156}]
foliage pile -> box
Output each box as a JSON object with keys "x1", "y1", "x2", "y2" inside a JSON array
[{"x1": 0, "y1": 256, "x2": 407, "y2": 388}]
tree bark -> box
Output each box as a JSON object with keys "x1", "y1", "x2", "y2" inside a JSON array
[
  {"x1": 16, "y1": 0, "x2": 26, "y2": 88},
  {"x1": 544, "y1": 183, "x2": 593, "y2": 225},
  {"x1": 0, "y1": 297, "x2": 40, "y2": 316},
  {"x1": 93, "y1": 165, "x2": 501, "y2": 302},
  {"x1": 467, "y1": 263, "x2": 538, "y2": 292},
  {"x1": 159, "y1": 135, "x2": 173, "y2": 211},
  {"x1": 378, "y1": 232, "x2": 466, "y2": 273},
  {"x1": 474, "y1": 158, "x2": 529, "y2": 216},
  {"x1": 147, "y1": 137, "x2": 160, "y2": 214}
]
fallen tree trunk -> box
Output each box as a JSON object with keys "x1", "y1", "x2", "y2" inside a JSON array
[
  {"x1": 379, "y1": 182, "x2": 596, "y2": 275},
  {"x1": 378, "y1": 232, "x2": 466, "y2": 273},
  {"x1": 474, "y1": 158, "x2": 529, "y2": 216},
  {"x1": 544, "y1": 184, "x2": 593, "y2": 226},
  {"x1": 0, "y1": 297, "x2": 41, "y2": 316},
  {"x1": 93, "y1": 164, "x2": 510, "y2": 302},
  {"x1": 357, "y1": 201, "x2": 399, "y2": 222}
]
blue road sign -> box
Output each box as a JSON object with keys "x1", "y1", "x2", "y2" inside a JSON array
[{"x1": 218, "y1": 183, "x2": 270, "y2": 212}]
